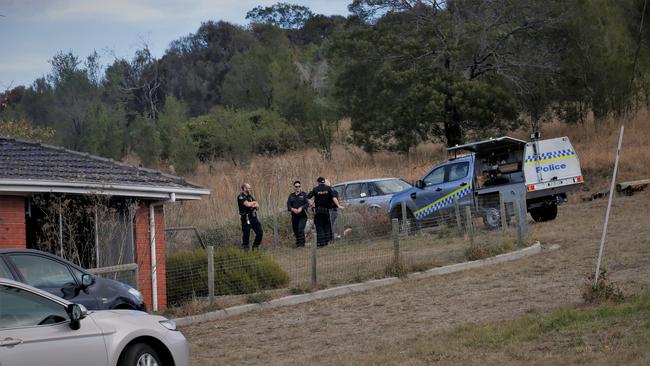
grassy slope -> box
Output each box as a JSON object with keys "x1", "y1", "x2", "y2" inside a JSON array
[{"x1": 364, "y1": 294, "x2": 650, "y2": 365}]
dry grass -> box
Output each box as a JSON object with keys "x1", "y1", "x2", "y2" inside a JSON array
[
  {"x1": 169, "y1": 111, "x2": 650, "y2": 231},
  {"x1": 182, "y1": 191, "x2": 650, "y2": 365},
  {"x1": 361, "y1": 294, "x2": 650, "y2": 365}
]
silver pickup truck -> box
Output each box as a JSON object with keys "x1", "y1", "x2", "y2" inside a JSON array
[{"x1": 388, "y1": 136, "x2": 584, "y2": 227}]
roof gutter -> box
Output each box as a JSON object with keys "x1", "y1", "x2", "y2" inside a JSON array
[{"x1": 0, "y1": 179, "x2": 210, "y2": 201}]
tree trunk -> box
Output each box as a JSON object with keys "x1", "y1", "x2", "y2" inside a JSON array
[{"x1": 445, "y1": 107, "x2": 463, "y2": 147}]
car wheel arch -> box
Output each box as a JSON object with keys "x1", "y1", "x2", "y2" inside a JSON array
[{"x1": 117, "y1": 336, "x2": 175, "y2": 366}]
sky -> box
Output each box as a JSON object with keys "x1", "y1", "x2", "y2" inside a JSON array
[{"x1": 0, "y1": 0, "x2": 350, "y2": 89}]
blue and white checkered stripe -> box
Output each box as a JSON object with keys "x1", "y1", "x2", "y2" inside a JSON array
[
  {"x1": 525, "y1": 149, "x2": 576, "y2": 164},
  {"x1": 414, "y1": 182, "x2": 473, "y2": 220}
]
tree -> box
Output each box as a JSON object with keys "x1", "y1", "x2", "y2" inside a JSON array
[
  {"x1": 159, "y1": 21, "x2": 256, "y2": 116},
  {"x1": 246, "y1": 3, "x2": 314, "y2": 29},
  {"x1": 333, "y1": 0, "x2": 561, "y2": 149}
]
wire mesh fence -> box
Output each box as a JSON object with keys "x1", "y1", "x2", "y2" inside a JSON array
[{"x1": 163, "y1": 196, "x2": 530, "y2": 312}]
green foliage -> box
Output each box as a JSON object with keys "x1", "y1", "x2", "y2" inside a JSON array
[
  {"x1": 188, "y1": 107, "x2": 298, "y2": 165},
  {"x1": 84, "y1": 102, "x2": 126, "y2": 160},
  {"x1": 246, "y1": 2, "x2": 314, "y2": 29},
  {"x1": 130, "y1": 116, "x2": 161, "y2": 166},
  {"x1": 165, "y1": 248, "x2": 290, "y2": 305}
]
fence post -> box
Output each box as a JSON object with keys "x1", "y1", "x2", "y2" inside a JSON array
[
  {"x1": 464, "y1": 206, "x2": 474, "y2": 245},
  {"x1": 499, "y1": 191, "x2": 508, "y2": 232},
  {"x1": 311, "y1": 228, "x2": 318, "y2": 287},
  {"x1": 515, "y1": 198, "x2": 525, "y2": 246},
  {"x1": 208, "y1": 245, "x2": 214, "y2": 303},
  {"x1": 392, "y1": 218, "x2": 400, "y2": 263},
  {"x1": 454, "y1": 198, "x2": 462, "y2": 235},
  {"x1": 401, "y1": 201, "x2": 408, "y2": 234}
]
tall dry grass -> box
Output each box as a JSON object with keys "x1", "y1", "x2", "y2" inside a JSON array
[{"x1": 169, "y1": 112, "x2": 650, "y2": 229}]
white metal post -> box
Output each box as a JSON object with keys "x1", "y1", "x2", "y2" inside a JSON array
[
  {"x1": 149, "y1": 204, "x2": 158, "y2": 312},
  {"x1": 593, "y1": 125, "x2": 625, "y2": 287}
]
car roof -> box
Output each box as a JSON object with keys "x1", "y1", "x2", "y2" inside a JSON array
[
  {"x1": 332, "y1": 177, "x2": 406, "y2": 186},
  {"x1": 0, "y1": 248, "x2": 88, "y2": 273},
  {"x1": 0, "y1": 277, "x2": 72, "y2": 305}
]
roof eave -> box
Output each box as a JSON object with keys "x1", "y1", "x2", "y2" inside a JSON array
[{"x1": 0, "y1": 179, "x2": 210, "y2": 201}]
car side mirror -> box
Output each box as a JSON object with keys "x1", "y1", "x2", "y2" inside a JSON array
[
  {"x1": 81, "y1": 274, "x2": 93, "y2": 288},
  {"x1": 66, "y1": 304, "x2": 86, "y2": 330},
  {"x1": 415, "y1": 180, "x2": 425, "y2": 189}
]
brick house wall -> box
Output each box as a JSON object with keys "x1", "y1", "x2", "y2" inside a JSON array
[
  {"x1": 134, "y1": 202, "x2": 167, "y2": 311},
  {"x1": 0, "y1": 196, "x2": 26, "y2": 249}
]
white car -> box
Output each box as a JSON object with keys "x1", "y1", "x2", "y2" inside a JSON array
[{"x1": 0, "y1": 278, "x2": 189, "y2": 366}]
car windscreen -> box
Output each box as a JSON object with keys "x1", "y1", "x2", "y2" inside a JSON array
[
  {"x1": 0, "y1": 259, "x2": 13, "y2": 279},
  {"x1": 375, "y1": 179, "x2": 412, "y2": 194}
]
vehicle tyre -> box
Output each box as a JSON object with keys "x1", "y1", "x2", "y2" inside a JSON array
[
  {"x1": 482, "y1": 207, "x2": 501, "y2": 229},
  {"x1": 119, "y1": 343, "x2": 162, "y2": 366},
  {"x1": 530, "y1": 204, "x2": 557, "y2": 222}
]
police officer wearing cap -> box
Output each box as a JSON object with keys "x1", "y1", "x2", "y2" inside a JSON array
[
  {"x1": 306, "y1": 176, "x2": 344, "y2": 247},
  {"x1": 237, "y1": 183, "x2": 263, "y2": 250},
  {"x1": 287, "y1": 180, "x2": 309, "y2": 247}
]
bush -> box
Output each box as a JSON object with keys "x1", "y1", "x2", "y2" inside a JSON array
[
  {"x1": 166, "y1": 248, "x2": 291, "y2": 305},
  {"x1": 583, "y1": 268, "x2": 625, "y2": 304}
]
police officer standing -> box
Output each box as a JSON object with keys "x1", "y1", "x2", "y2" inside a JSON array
[
  {"x1": 306, "y1": 176, "x2": 344, "y2": 247},
  {"x1": 237, "y1": 183, "x2": 263, "y2": 250},
  {"x1": 287, "y1": 180, "x2": 309, "y2": 247}
]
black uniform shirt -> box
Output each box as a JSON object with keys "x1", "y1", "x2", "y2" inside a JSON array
[
  {"x1": 287, "y1": 192, "x2": 309, "y2": 214},
  {"x1": 306, "y1": 184, "x2": 336, "y2": 209},
  {"x1": 237, "y1": 192, "x2": 256, "y2": 215}
]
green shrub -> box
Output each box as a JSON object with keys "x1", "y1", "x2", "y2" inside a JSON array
[
  {"x1": 583, "y1": 268, "x2": 625, "y2": 304},
  {"x1": 166, "y1": 248, "x2": 291, "y2": 305}
]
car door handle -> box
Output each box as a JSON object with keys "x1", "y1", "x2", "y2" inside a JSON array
[
  {"x1": 410, "y1": 192, "x2": 416, "y2": 199},
  {"x1": 435, "y1": 188, "x2": 442, "y2": 192},
  {"x1": 0, "y1": 337, "x2": 23, "y2": 347},
  {"x1": 460, "y1": 182, "x2": 467, "y2": 187},
  {"x1": 359, "y1": 200, "x2": 365, "y2": 204}
]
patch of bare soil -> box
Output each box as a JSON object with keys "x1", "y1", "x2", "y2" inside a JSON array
[{"x1": 182, "y1": 191, "x2": 650, "y2": 366}]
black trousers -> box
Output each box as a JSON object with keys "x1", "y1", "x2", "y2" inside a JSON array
[
  {"x1": 241, "y1": 215, "x2": 263, "y2": 250},
  {"x1": 314, "y1": 211, "x2": 332, "y2": 247},
  {"x1": 291, "y1": 213, "x2": 307, "y2": 247}
]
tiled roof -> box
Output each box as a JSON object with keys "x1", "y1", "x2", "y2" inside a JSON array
[{"x1": 0, "y1": 138, "x2": 204, "y2": 190}]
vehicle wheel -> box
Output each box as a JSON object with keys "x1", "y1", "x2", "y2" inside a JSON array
[
  {"x1": 482, "y1": 207, "x2": 501, "y2": 229},
  {"x1": 530, "y1": 204, "x2": 557, "y2": 222},
  {"x1": 119, "y1": 343, "x2": 162, "y2": 366}
]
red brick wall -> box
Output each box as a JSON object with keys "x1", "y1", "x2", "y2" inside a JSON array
[
  {"x1": 0, "y1": 196, "x2": 26, "y2": 249},
  {"x1": 133, "y1": 202, "x2": 167, "y2": 311}
]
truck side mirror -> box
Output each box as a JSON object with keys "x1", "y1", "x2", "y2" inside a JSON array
[{"x1": 415, "y1": 180, "x2": 425, "y2": 189}]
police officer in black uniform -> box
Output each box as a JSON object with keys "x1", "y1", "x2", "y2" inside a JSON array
[
  {"x1": 287, "y1": 180, "x2": 309, "y2": 247},
  {"x1": 237, "y1": 183, "x2": 263, "y2": 250},
  {"x1": 306, "y1": 176, "x2": 343, "y2": 247}
]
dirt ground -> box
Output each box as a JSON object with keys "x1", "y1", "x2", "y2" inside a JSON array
[{"x1": 182, "y1": 191, "x2": 650, "y2": 365}]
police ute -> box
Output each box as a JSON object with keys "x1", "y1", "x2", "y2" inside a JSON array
[{"x1": 388, "y1": 136, "x2": 583, "y2": 228}]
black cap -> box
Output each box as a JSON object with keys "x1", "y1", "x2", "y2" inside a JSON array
[{"x1": 317, "y1": 176, "x2": 326, "y2": 183}]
